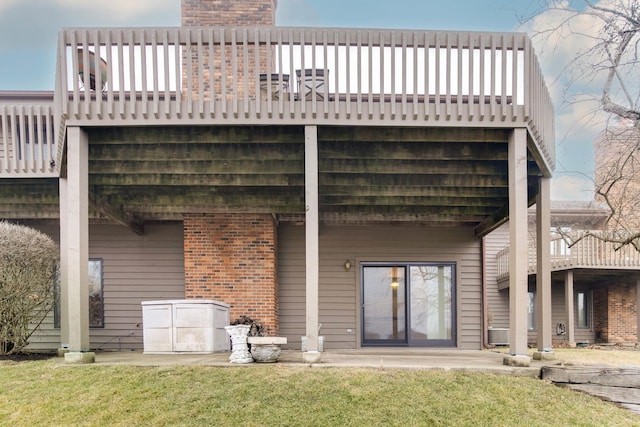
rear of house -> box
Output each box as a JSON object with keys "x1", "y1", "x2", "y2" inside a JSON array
[{"x1": 0, "y1": 0, "x2": 555, "y2": 358}]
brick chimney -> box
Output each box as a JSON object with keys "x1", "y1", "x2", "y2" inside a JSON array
[
  {"x1": 182, "y1": 0, "x2": 276, "y2": 27},
  {"x1": 180, "y1": 1, "x2": 280, "y2": 335},
  {"x1": 180, "y1": 0, "x2": 277, "y2": 101}
]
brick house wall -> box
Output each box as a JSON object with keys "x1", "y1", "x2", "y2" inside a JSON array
[
  {"x1": 607, "y1": 283, "x2": 637, "y2": 343},
  {"x1": 183, "y1": 214, "x2": 279, "y2": 335},
  {"x1": 594, "y1": 283, "x2": 638, "y2": 343},
  {"x1": 593, "y1": 287, "x2": 609, "y2": 342}
]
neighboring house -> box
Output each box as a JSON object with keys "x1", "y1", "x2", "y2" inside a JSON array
[
  {"x1": 594, "y1": 126, "x2": 640, "y2": 231},
  {"x1": 486, "y1": 201, "x2": 640, "y2": 347},
  {"x1": 0, "y1": 0, "x2": 555, "y2": 361}
]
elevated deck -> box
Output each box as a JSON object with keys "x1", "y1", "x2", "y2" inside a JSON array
[{"x1": 1, "y1": 26, "x2": 554, "y2": 179}]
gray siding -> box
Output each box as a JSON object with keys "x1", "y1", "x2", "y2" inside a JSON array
[
  {"x1": 278, "y1": 225, "x2": 482, "y2": 350},
  {"x1": 527, "y1": 283, "x2": 596, "y2": 345},
  {"x1": 483, "y1": 224, "x2": 510, "y2": 329},
  {"x1": 27, "y1": 222, "x2": 185, "y2": 351}
]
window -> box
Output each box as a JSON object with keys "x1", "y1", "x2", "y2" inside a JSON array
[
  {"x1": 527, "y1": 291, "x2": 536, "y2": 331},
  {"x1": 54, "y1": 259, "x2": 104, "y2": 328},
  {"x1": 88, "y1": 259, "x2": 104, "y2": 328},
  {"x1": 576, "y1": 290, "x2": 590, "y2": 329}
]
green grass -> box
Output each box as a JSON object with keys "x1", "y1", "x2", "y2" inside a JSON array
[{"x1": 0, "y1": 359, "x2": 637, "y2": 426}]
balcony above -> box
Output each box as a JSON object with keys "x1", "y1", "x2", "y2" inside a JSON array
[{"x1": 497, "y1": 233, "x2": 640, "y2": 286}]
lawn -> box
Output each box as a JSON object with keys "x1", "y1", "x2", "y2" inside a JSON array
[{"x1": 0, "y1": 358, "x2": 638, "y2": 426}]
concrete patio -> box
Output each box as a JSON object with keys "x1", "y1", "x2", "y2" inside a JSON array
[{"x1": 77, "y1": 349, "x2": 545, "y2": 377}]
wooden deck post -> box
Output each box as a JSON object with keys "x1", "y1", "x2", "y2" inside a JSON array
[
  {"x1": 565, "y1": 270, "x2": 575, "y2": 346},
  {"x1": 507, "y1": 128, "x2": 529, "y2": 361},
  {"x1": 637, "y1": 279, "x2": 640, "y2": 344},
  {"x1": 303, "y1": 125, "x2": 321, "y2": 363},
  {"x1": 58, "y1": 176, "x2": 69, "y2": 352},
  {"x1": 536, "y1": 176, "x2": 552, "y2": 352},
  {"x1": 62, "y1": 127, "x2": 94, "y2": 363}
]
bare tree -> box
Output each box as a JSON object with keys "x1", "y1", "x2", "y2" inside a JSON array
[
  {"x1": 0, "y1": 222, "x2": 58, "y2": 355},
  {"x1": 527, "y1": 0, "x2": 640, "y2": 250}
]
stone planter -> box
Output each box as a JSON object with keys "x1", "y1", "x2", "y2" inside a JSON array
[
  {"x1": 224, "y1": 325, "x2": 253, "y2": 364},
  {"x1": 247, "y1": 337, "x2": 287, "y2": 363}
]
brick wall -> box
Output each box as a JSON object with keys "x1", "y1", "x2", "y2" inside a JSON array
[
  {"x1": 607, "y1": 283, "x2": 637, "y2": 343},
  {"x1": 183, "y1": 214, "x2": 279, "y2": 335},
  {"x1": 594, "y1": 284, "x2": 638, "y2": 343},
  {"x1": 182, "y1": 0, "x2": 275, "y2": 27},
  {"x1": 181, "y1": 0, "x2": 276, "y2": 100},
  {"x1": 593, "y1": 287, "x2": 608, "y2": 342}
]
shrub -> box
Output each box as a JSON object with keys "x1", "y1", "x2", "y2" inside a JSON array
[{"x1": 0, "y1": 222, "x2": 58, "y2": 355}]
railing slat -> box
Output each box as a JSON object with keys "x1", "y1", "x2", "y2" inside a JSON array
[{"x1": 498, "y1": 232, "x2": 640, "y2": 280}]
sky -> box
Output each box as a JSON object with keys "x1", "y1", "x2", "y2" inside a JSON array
[{"x1": 0, "y1": 0, "x2": 602, "y2": 201}]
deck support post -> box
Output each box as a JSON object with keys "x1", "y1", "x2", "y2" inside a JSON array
[
  {"x1": 534, "y1": 176, "x2": 554, "y2": 360},
  {"x1": 58, "y1": 174, "x2": 69, "y2": 356},
  {"x1": 303, "y1": 125, "x2": 321, "y2": 363},
  {"x1": 62, "y1": 127, "x2": 94, "y2": 364},
  {"x1": 637, "y1": 279, "x2": 640, "y2": 344},
  {"x1": 505, "y1": 128, "x2": 530, "y2": 366},
  {"x1": 565, "y1": 270, "x2": 575, "y2": 346}
]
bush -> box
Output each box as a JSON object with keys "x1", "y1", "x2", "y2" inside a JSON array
[{"x1": 0, "y1": 222, "x2": 58, "y2": 355}]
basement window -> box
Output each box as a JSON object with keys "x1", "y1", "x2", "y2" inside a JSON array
[
  {"x1": 54, "y1": 259, "x2": 104, "y2": 328},
  {"x1": 527, "y1": 291, "x2": 536, "y2": 331},
  {"x1": 576, "y1": 290, "x2": 590, "y2": 329}
]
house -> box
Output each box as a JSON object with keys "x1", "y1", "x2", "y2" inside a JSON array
[
  {"x1": 486, "y1": 201, "x2": 640, "y2": 347},
  {"x1": 0, "y1": 0, "x2": 555, "y2": 364}
]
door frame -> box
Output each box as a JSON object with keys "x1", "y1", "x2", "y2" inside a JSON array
[{"x1": 359, "y1": 261, "x2": 457, "y2": 347}]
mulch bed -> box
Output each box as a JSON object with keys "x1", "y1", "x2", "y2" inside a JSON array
[{"x1": 0, "y1": 352, "x2": 56, "y2": 362}]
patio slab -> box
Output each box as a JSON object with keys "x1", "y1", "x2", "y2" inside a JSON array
[{"x1": 78, "y1": 349, "x2": 545, "y2": 377}]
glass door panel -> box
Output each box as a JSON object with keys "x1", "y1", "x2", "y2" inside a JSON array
[
  {"x1": 409, "y1": 265, "x2": 453, "y2": 344},
  {"x1": 362, "y1": 266, "x2": 406, "y2": 344}
]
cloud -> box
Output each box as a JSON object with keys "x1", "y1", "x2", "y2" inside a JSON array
[
  {"x1": 52, "y1": 0, "x2": 178, "y2": 22},
  {"x1": 551, "y1": 175, "x2": 594, "y2": 201},
  {"x1": 0, "y1": 0, "x2": 20, "y2": 13},
  {"x1": 0, "y1": 0, "x2": 180, "y2": 89},
  {"x1": 0, "y1": 0, "x2": 179, "y2": 50}
]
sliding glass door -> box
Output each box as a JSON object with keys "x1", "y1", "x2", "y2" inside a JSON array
[{"x1": 361, "y1": 263, "x2": 455, "y2": 347}]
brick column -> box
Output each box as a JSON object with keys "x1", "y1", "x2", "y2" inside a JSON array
[{"x1": 183, "y1": 214, "x2": 279, "y2": 335}]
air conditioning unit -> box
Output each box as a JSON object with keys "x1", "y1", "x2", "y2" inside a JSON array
[{"x1": 488, "y1": 328, "x2": 509, "y2": 346}]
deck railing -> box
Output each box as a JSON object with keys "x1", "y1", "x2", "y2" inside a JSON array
[
  {"x1": 0, "y1": 26, "x2": 555, "y2": 178},
  {"x1": 496, "y1": 232, "x2": 640, "y2": 282},
  {"x1": 0, "y1": 103, "x2": 56, "y2": 177}
]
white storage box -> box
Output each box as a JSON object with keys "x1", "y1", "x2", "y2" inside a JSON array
[{"x1": 142, "y1": 300, "x2": 230, "y2": 354}]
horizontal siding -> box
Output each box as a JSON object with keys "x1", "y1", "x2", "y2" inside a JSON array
[
  {"x1": 526, "y1": 282, "x2": 596, "y2": 346},
  {"x1": 27, "y1": 222, "x2": 185, "y2": 351},
  {"x1": 483, "y1": 224, "x2": 510, "y2": 329},
  {"x1": 278, "y1": 225, "x2": 482, "y2": 350}
]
